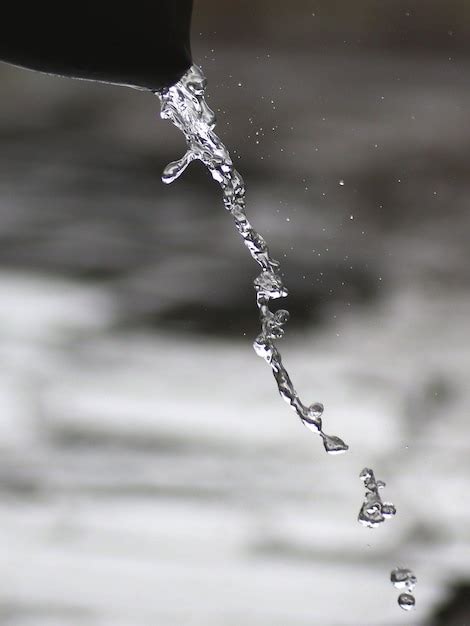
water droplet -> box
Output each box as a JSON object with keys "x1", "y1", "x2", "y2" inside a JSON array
[
  {"x1": 391, "y1": 568, "x2": 417, "y2": 591},
  {"x1": 254, "y1": 271, "x2": 287, "y2": 300},
  {"x1": 322, "y1": 433, "x2": 349, "y2": 454},
  {"x1": 381, "y1": 503, "x2": 397, "y2": 518},
  {"x1": 274, "y1": 309, "x2": 290, "y2": 325},
  {"x1": 162, "y1": 151, "x2": 194, "y2": 184},
  {"x1": 339, "y1": 179, "x2": 345, "y2": 186},
  {"x1": 398, "y1": 593, "x2": 415, "y2": 611},
  {"x1": 308, "y1": 402, "x2": 324, "y2": 418},
  {"x1": 358, "y1": 469, "x2": 396, "y2": 527}
]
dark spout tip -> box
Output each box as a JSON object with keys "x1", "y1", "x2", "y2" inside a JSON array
[{"x1": 0, "y1": 1, "x2": 193, "y2": 91}]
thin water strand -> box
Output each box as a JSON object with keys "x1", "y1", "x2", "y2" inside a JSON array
[
  {"x1": 358, "y1": 468, "x2": 396, "y2": 527},
  {"x1": 156, "y1": 65, "x2": 348, "y2": 453}
]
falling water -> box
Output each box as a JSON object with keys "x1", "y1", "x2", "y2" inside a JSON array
[
  {"x1": 156, "y1": 65, "x2": 348, "y2": 454},
  {"x1": 391, "y1": 568, "x2": 417, "y2": 611},
  {"x1": 397, "y1": 594, "x2": 416, "y2": 611},
  {"x1": 391, "y1": 568, "x2": 417, "y2": 591},
  {"x1": 357, "y1": 468, "x2": 396, "y2": 527}
]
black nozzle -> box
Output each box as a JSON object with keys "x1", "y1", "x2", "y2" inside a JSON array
[{"x1": 0, "y1": 1, "x2": 193, "y2": 90}]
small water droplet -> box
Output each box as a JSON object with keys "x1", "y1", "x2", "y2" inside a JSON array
[
  {"x1": 254, "y1": 271, "x2": 287, "y2": 300},
  {"x1": 398, "y1": 593, "x2": 415, "y2": 611},
  {"x1": 339, "y1": 179, "x2": 345, "y2": 186},
  {"x1": 391, "y1": 568, "x2": 417, "y2": 591},
  {"x1": 322, "y1": 433, "x2": 349, "y2": 454},
  {"x1": 162, "y1": 152, "x2": 194, "y2": 184},
  {"x1": 381, "y1": 503, "x2": 397, "y2": 518},
  {"x1": 308, "y1": 402, "x2": 324, "y2": 419},
  {"x1": 274, "y1": 309, "x2": 290, "y2": 325}
]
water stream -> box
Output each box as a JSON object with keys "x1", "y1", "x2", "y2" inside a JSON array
[
  {"x1": 156, "y1": 65, "x2": 348, "y2": 454},
  {"x1": 155, "y1": 65, "x2": 420, "y2": 617}
]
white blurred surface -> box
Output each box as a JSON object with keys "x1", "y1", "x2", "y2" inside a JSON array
[{"x1": 0, "y1": 271, "x2": 468, "y2": 625}]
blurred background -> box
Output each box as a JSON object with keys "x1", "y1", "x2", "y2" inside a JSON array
[{"x1": 0, "y1": 1, "x2": 470, "y2": 624}]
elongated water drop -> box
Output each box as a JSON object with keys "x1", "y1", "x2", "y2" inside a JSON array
[
  {"x1": 321, "y1": 433, "x2": 349, "y2": 455},
  {"x1": 162, "y1": 151, "x2": 195, "y2": 184}
]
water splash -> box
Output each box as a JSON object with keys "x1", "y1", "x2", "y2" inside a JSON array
[
  {"x1": 156, "y1": 65, "x2": 348, "y2": 454},
  {"x1": 358, "y1": 468, "x2": 396, "y2": 527},
  {"x1": 391, "y1": 568, "x2": 417, "y2": 611}
]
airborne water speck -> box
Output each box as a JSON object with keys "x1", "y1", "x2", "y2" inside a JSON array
[{"x1": 156, "y1": 65, "x2": 348, "y2": 454}]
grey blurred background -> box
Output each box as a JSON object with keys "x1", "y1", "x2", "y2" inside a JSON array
[{"x1": 0, "y1": 1, "x2": 469, "y2": 624}]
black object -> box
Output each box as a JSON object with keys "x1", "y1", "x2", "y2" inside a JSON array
[{"x1": 0, "y1": 1, "x2": 193, "y2": 91}]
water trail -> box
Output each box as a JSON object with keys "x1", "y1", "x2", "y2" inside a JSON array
[
  {"x1": 357, "y1": 468, "x2": 396, "y2": 527},
  {"x1": 156, "y1": 65, "x2": 348, "y2": 454},
  {"x1": 391, "y1": 568, "x2": 417, "y2": 611}
]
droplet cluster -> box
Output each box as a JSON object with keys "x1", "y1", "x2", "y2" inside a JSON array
[
  {"x1": 157, "y1": 65, "x2": 348, "y2": 453},
  {"x1": 358, "y1": 468, "x2": 396, "y2": 528},
  {"x1": 391, "y1": 568, "x2": 417, "y2": 611}
]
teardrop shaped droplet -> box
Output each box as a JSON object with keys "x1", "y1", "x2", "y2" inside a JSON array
[
  {"x1": 162, "y1": 151, "x2": 194, "y2": 184},
  {"x1": 322, "y1": 433, "x2": 349, "y2": 454}
]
